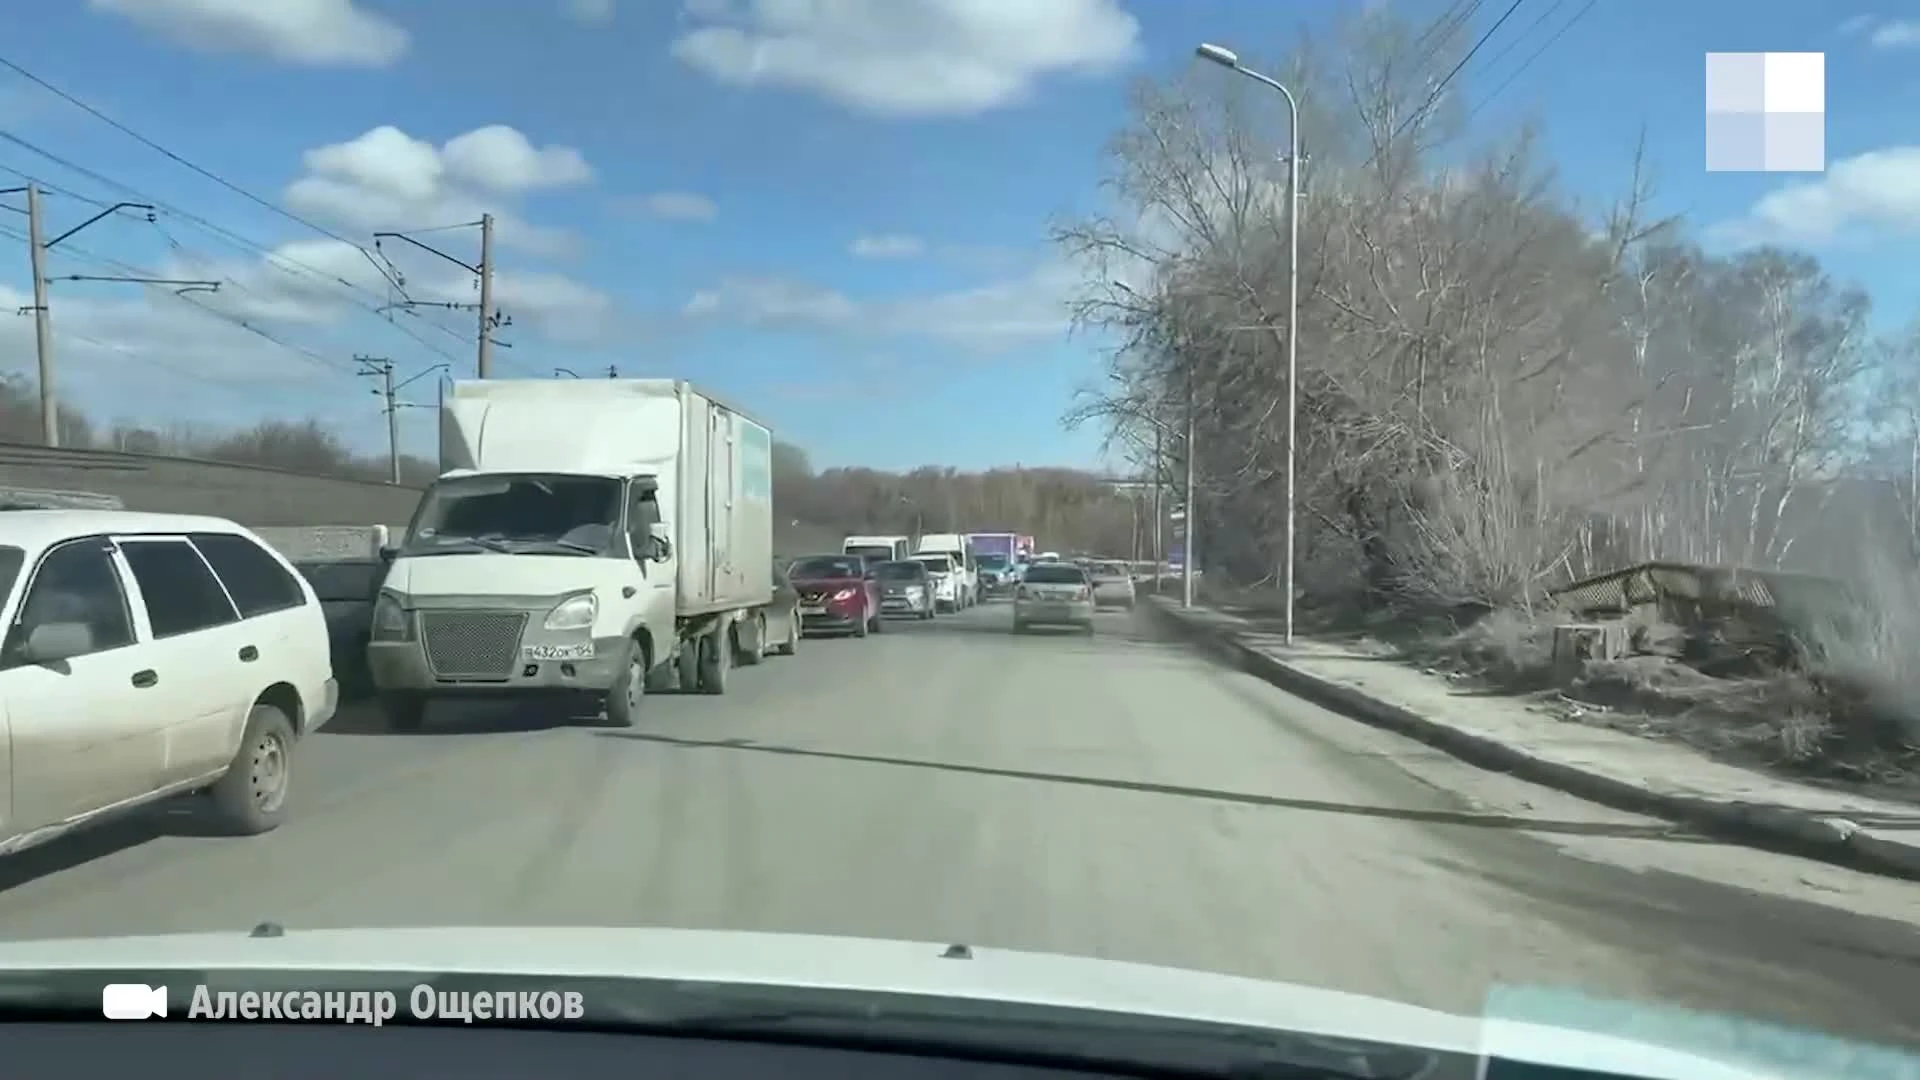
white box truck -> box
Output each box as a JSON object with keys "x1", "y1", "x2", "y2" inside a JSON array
[{"x1": 365, "y1": 378, "x2": 778, "y2": 730}]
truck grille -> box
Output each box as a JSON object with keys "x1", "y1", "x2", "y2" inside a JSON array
[{"x1": 420, "y1": 610, "x2": 528, "y2": 679}]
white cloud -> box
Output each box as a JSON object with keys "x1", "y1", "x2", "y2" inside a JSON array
[
  {"x1": 284, "y1": 125, "x2": 594, "y2": 256},
  {"x1": 671, "y1": 0, "x2": 1140, "y2": 117},
  {"x1": 88, "y1": 0, "x2": 408, "y2": 67},
  {"x1": 1839, "y1": 15, "x2": 1920, "y2": 48},
  {"x1": 850, "y1": 233, "x2": 924, "y2": 259},
  {"x1": 1710, "y1": 145, "x2": 1920, "y2": 248},
  {"x1": 565, "y1": 0, "x2": 615, "y2": 24},
  {"x1": 683, "y1": 259, "x2": 1076, "y2": 349},
  {"x1": 620, "y1": 192, "x2": 719, "y2": 222}
]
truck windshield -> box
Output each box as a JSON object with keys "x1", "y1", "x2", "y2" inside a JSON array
[
  {"x1": 915, "y1": 556, "x2": 953, "y2": 573},
  {"x1": 976, "y1": 554, "x2": 1010, "y2": 571},
  {"x1": 405, "y1": 474, "x2": 623, "y2": 556},
  {"x1": 845, "y1": 545, "x2": 895, "y2": 562}
]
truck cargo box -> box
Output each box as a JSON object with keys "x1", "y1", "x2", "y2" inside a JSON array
[{"x1": 440, "y1": 378, "x2": 773, "y2": 616}]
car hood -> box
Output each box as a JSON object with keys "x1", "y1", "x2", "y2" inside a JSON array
[
  {"x1": 0, "y1": 926, "x2": 1802, "y2": 1079},
  {"x1": 788, "y1": 578, "x2": 864, "y2": 590}
]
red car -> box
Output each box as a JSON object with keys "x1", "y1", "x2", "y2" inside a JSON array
[{"x1": 787, "y1": 554, "x2": 882, "y2": 638}]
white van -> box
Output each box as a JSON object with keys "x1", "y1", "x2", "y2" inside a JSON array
[
  {"x1": 843, "y1": 535, "x2": 910, "y2": 563},
  {"x1": 0, "y1": 511, "x2": 337, "y2": 856},
  {"x1": 913, "y1": 533, "x2": 976, "y2": 609}
]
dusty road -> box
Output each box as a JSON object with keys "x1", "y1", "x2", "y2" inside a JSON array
[{"x1": 0, "y1": 602, "x2": 1914, "y2": 1044}]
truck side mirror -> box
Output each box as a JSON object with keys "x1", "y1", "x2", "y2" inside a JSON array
[{"x1": 647, "y1": 522, "x2": 673, "y2": 561}]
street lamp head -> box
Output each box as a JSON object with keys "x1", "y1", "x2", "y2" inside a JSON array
[{"x1": 1195, "y1": 43, "x2": 1239, "y2": 68}]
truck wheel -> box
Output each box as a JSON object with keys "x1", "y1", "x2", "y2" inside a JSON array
[
  {"x1": 772, "y1": 616, "x2": 798, "y2": 656},
  {"x1": 207, "y1": 703, "x2": 294, "y2": 835},
  {"x1": 697, "y1": 632, "x2": 730, "y2": 694},
  {"x1": 675, "y1": 637, "x2": 701, "y2": 691},
  {"x1": 605, "y1": 639, "x2": 646, "y2": 727},
  {"x1": 738, "y1": 614, "x2": 767, "y2": 666},
  {"x1": 379, "y1": 692, "x2": 427, "y2": 732}
]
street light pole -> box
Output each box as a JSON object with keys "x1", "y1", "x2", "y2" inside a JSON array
[{"x1": 1196, "y1": 42, "x2": 1302, "y2": 645}]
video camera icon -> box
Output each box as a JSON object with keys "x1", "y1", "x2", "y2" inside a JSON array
[{"x1": 101, "y1": 983, "x2": 168, "y2": 1020}]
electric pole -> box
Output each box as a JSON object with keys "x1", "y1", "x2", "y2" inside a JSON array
[
  {"x1": 3, "y1": 185, "x2": 220, "y2": 447},
  {"x1": 476, "y1": 213, "x2": 494, "y2": 379},
  {"x1": 358, "y1": 356, "x2": 447, "y2": 484},
  {"x1": 372, "y1": 216, "x2": 507, "y2": 380}
]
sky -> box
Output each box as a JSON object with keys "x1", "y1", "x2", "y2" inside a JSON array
[{"x1": 0, "y1": 0, "x2": 1914, "y2": 473}]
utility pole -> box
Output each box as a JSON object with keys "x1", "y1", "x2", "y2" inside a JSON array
[
  {"x1": 476, "y1": 213, "x2": 495, "y2": 379},
  {"x1": 1150, "y1": 425, "x2": 1164, "y2": 593},
  {"x1": 372, "y1": 217, "x2": 507, "y2": 380},
  {"x1": 25, "y1": 185, "x2": 53, "y2": 447},
  {"x1": 1182, "y1": 382, "x2": 1197, "y2": 610},
  {"x1": 4, "y1": 184, "x2": 218, "y2": 447},
  {"x1": 359, "y1": 356, "x2": 447, "y2": 484}
]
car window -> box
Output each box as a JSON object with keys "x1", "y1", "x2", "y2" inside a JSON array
[
  {"x1": 4, "y1": 538, "x2": 136, "y2": 661},
  {"x1": 191, "y1": 532, "x2": 307, "y2": 618},
  {"x1": 118, "y1": 539, "x2": 240, "y2": 639},
  {"x1": 1023, "y1": 565, "x2": 1089, "y2": 585}
]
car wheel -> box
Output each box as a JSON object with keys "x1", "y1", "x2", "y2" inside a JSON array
[
  {"x1": 697, "y1": 631, "x2": 730, "y2": 694},
  {"x1": 207, "y1": 703, "x2": 295, "y2": 835},
  {"x1": 854, "y1": 613, "x2": 870, "y2": 638},
  {"x1": 605, "y1": 639, "x2": 647, "y2": 727},
  {"x1": 379, "y1": 692, "x2": 427, "y2": 732},
  {"x1": 869, "y1": 610, "x2": 884, "y2": 633},
  {"x1": 772, "y1": 615, "x2": 798, "y2": 656}
]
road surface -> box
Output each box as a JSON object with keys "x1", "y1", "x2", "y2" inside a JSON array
[{"x1": 0, "y1": 603, "x2": 1915, "y2": 1045}]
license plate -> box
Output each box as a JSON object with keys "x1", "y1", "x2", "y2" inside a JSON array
[
  {"x1": 525, "y1": 642, "x2": 595, "y2": 661},
  {"x1": 800, "y1": 606, "x2": 826, "y2": 616}
]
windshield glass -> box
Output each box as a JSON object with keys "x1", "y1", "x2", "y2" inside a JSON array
[
  {"x1": 790, "y1": 556, "x2": 864, "y2": 579},
  {"x1": 874, "y1": 561, "x2": 924, "y2": 580},
  {"x1": 34, "y1": 9, "x2": 1920, "y2": 1059},
  {"x1": 404, "y1": 475, "x2": 621, "y2": 556}
]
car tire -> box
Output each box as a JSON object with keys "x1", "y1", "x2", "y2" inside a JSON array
[
  {"x1": 738, "y1": 614, "x2": 767, "y2": 666},
  {"x1": 379, "y1": 692, "x2": 427, "y2": 732},
  {"x1": 605, "y1": 638, "x2": 647, "y2": 727},
  {"x1": 869, "y1": 611, "x2": 884, "y2": 633},
  {"x1": 697, "y1": 631, "x2": 730, "y2": 694},
  {"x1": 772, "y1": 616, "x2": 798, "y2": 656},
  {"x1": 854, "y1": 613, "x2": 870, "y2": 638},
  {"x1": 207, "y1": 702, "x2": 295, "y2": 835}
]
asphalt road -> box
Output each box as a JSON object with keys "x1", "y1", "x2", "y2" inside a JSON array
[{"x1": 0, "y1": 602, "x2": 1915, "y2": 1046}]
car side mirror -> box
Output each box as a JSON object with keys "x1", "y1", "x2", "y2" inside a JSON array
[{"x1": 18, "y1": 621, "x2": 93, "y2": 664}]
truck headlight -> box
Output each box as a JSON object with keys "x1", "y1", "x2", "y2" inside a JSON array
[
  {"x1": 544, "y1": 592, "x2": 598, "y2": 630},
  {"x1": 371, "y1": 593, "x2": 411, "y2": 641}
]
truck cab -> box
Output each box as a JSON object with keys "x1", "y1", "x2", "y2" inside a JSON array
[{"x1": 367, "y1": 378, "x2": 774, "y2": 732}]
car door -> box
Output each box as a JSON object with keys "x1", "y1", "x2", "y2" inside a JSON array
[
  {"x1": 191, "y1": 529, "x2": 322, "y2": 746},
  {"x1": 112, "y1": 536, "x2": 246, "y2": 786},
  {"x1": 0, "y1": 536, "x2": 160, "y2": 833}
]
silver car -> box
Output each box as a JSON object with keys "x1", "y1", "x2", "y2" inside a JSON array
[
  {"x1": 872, "y1": 559, "x2": 937, "y2": 619},
  {"x1": 1012, "y1": 563, "x2": 1096, "y2": 634},
  {"x1": 1088, "y1": 562, "x2": 1136, "y2": 610}
]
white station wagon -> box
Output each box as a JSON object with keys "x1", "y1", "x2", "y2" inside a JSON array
[{"x1": 0, "y1": 511, "x2": 337, "y2": 856}]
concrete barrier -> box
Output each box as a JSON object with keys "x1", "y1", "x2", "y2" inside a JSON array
[
  {"x1": 254, "y1": 525, "x2": 401, "y2": 562},
  {"x1": 0, "y1": 441, "x2": 424, "y2": 526}
]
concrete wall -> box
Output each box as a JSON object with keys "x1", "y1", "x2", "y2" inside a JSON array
[{"x1": 0, "y1": 441, "x2": 425, "y2": 527}]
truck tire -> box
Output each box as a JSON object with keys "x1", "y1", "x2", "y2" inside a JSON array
[
  {"x1": 738, "y1": 614, "x2": 766, "y2": 666},
  {"x1": 675, "y1": 637, "x2": 701, "y2": 690},
  {"x1": 606, "y1": 639, "x2": 647, "y2": 727},
  {"x1": 207, "y1": 703, "x2": 295, "y2": 835},
  {"x1": 772, "y1": 616, "x2": 798, "y2": 656},
  {"x1": 380, "y1": 692, "x2": 427, "y2": 732},
  {"x1": 697, "y1": 632, "x2": 730, "y2": 694}
]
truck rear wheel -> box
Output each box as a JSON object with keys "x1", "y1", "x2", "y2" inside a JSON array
[
  {"x1": 737, "y1": 614, "x2": 766, "y2": 666},
  {"x1": 697, "y1": 632, "x2": 730, "y2": 694}
]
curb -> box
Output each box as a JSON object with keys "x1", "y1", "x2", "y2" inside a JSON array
[{"x1": 1144, "y1": 597, "x2": 1920, "y2": 882}]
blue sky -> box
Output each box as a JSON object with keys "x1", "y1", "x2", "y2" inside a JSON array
[{"x1": 0, "y1": 0, "x2": 1913, "y2": 473}]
